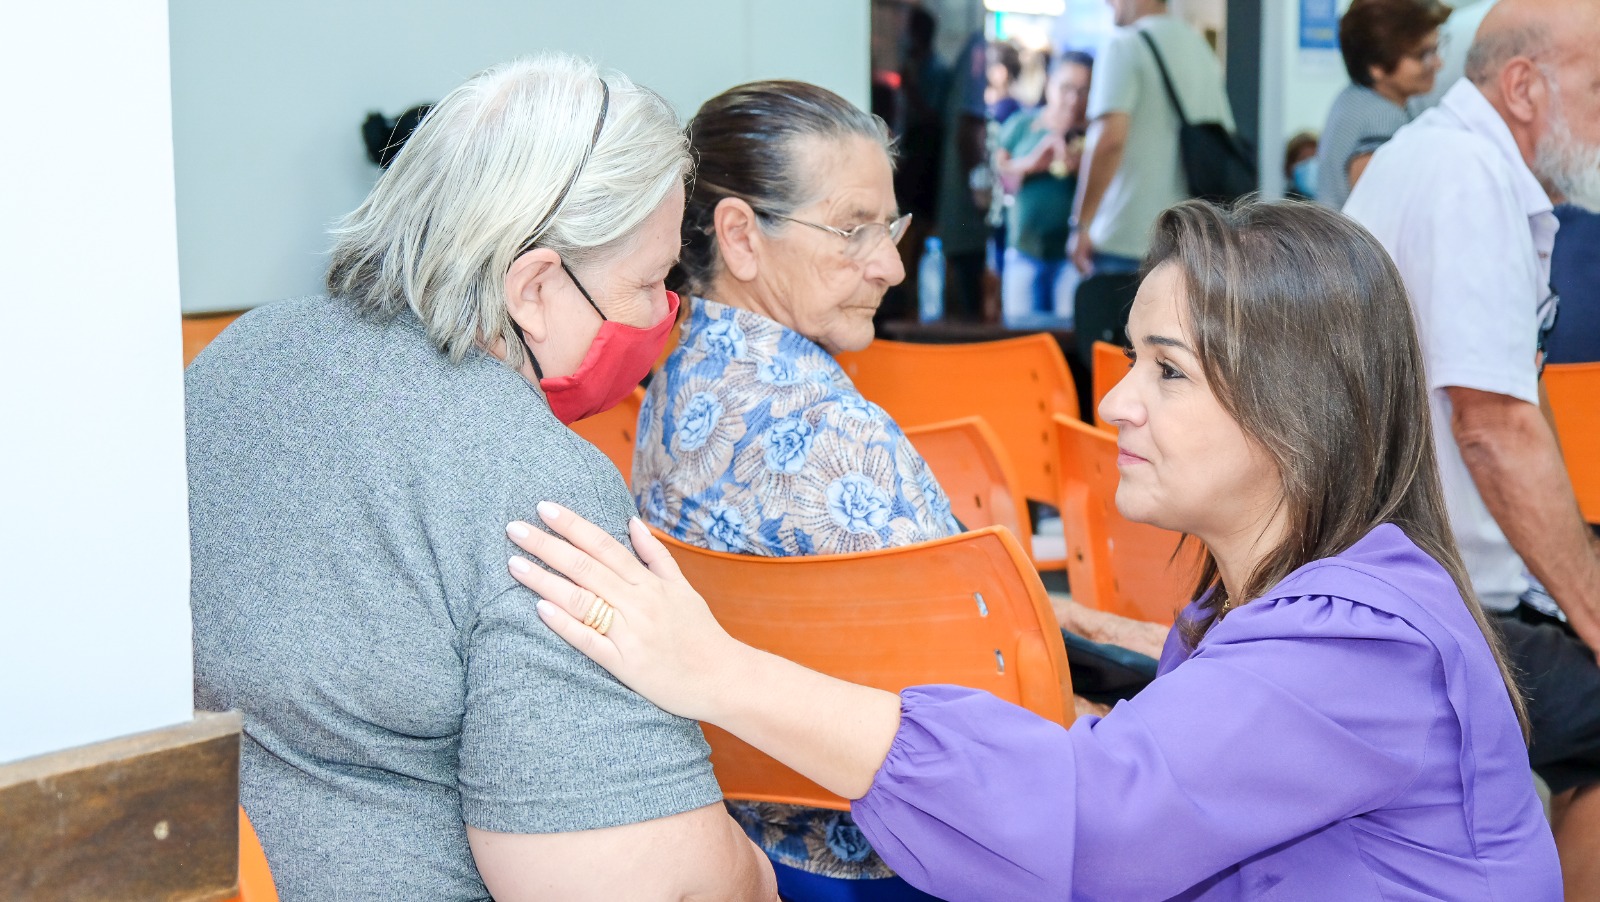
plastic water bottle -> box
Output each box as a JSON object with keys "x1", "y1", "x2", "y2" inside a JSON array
[{"x1": 918, "y1": 236, "x2": 945, "y2": 323}]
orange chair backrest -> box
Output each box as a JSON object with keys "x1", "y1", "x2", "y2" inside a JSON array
[
  {"x1": 569, "y1": 387, "x2": 646, "y2": 486},
  {"x1": 658, "y1": 526, "x2": 1073, "y2": 810},
  {"x1": 1091, "y1": 340, "x2": 1126, "y2": 429},
  {"x1": 903, "y1": 416, "x2": 1028, "y2": 539},
  {"x1": 1053, "y1": 414, "x2": 1197, "y2": 626},
  {"x1": 182, "y1": 311, "x2": 245, "y2": 365},
  {"x1": 1545, "y1": 362, "x2": 1600, "y2": 524},
  {"x1": 225, "y1": 807, "x2": 279, "y2": 902},
  {"x1": 835, "y1": 335, "x2": 1079, "y2": 507}
]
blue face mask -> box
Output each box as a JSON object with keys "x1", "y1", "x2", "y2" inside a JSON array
[{"x1": 1291, "y1": 157, "x2": 1319, "y2": 198}]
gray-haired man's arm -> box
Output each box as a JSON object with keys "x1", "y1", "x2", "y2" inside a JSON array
[{"x1": 1449, "y1": 385, "x2": 1600, "y2": 650}]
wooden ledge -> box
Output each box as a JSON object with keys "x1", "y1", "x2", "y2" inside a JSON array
[{"x1": 0, "y1": 711, "x2": 243, "y2": 901}]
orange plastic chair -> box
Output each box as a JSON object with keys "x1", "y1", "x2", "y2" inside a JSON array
[
  {"x1": 182, "y1": 311, "x2": 246, "y2": 365},
  {"x1": 225, "y1": 807, "x2": 279, "y2": 902},
  {"x1": 835, "y1": 335, "x2": 1080, "y2": 567},
  {"x1": 569, "y1": 387, "x2": 645, "y2": 486},
  {"x1": 1054, "y1": 414, "x2": 1198, "y2": 626},
  {"x1": 657, "y1": 525, "x2": 1074, "y2": 810},
  {"x1": 1091, "y1": 340, "x2": 1126, "y2": 430},
  {"x1": 903, "y1": 416, "x2": 1029, "y2": 540},
  {"x1": 1545, "y1": 362, "x2": 1600, "y2": 524}
]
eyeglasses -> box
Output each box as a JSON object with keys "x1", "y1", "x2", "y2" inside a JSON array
[
  {"x1": 1407, "y1": 43, "x2": 1441, "y2": 65},
  {"x1": 756, "y1": 209, "x2": 913, "y2": 260}
]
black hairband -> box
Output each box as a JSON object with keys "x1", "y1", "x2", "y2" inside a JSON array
[{"x1": 515, "y1": 78, "x2": 611, "y2": 257}]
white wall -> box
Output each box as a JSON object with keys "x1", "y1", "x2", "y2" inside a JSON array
[
  {"x1": 170, "y1": 0, "x2": 871, "y2": 313},
  {"x1": 1280, "y1": 0, "x2": 1353, "y2": 137},
  {"x1": 0, "y1": 0, "x2": 194, "y2": 763},
  {"x1": 1255, "y1": 0, "x2": 1365, "y2": 199}
]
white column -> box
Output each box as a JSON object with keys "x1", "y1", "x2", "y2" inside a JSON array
[
  {"x1": 0, "y1": 0, "x2": 194, "y2": 763},
  {"x1": 1257, "y1": 0, "x2": 1289, "y2": 199}
]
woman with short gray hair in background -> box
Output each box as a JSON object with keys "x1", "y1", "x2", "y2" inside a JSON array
[{"x1": 185, "y1": 53, "x2": 774, "y2": 901}]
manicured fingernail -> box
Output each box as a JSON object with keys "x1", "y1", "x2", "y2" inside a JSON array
[
  {"x1": 537, "y1": 501, "x2": 560, "y2": 521},
  {"x1": 507, "y1": 521, "x2": 529, "y2": 540},
  {"x1": 509, "y1": 557, "x2": 531, "y2": 575},
  {"x1": 535, "y1": 600, "x2": 556, "y2": 619},
  {"x1": 629, "y1": 516, "x2": 644, "y2": 530}
]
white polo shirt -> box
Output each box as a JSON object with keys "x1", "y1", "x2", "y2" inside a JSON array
[{"x1": 1344, "y1": 80, "x2": 1558, "y2": 612}]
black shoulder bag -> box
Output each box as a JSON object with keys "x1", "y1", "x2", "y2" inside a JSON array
[{"x1": 1138, "y1": 30, "x2": 1256, "y2": 203}]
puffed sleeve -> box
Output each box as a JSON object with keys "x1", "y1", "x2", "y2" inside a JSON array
[
  {"x1": 852, "y1": 685, "x2": 1080, "y2": 899},
  {"x1": 851, "y1": 595, "x2": 1442, "y2": 901}
]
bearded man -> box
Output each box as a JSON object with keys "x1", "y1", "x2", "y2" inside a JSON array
[{"x1": 1344, "y1": 1, "x2": 1600, "y2": 895}]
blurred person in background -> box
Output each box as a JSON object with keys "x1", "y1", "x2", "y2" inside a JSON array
[
  {"x1": 1547, "y1": 205, "x2": 1600, "y2": 364},
  {"x1": 994, "y1": 52, "x2": 1093, "y2": 323},
  {"x1": 1315, "y1": 0, "x2": 1449, "y2": 209},
  {"x1": 1070, "y1": 0, "x2": 1235, "y2": 277},
  {"x1": 936, "y1": 30, "x2": 995, "y2": 321},
  {"x1": 985, "y1": 40, "x2": 1024, "y2": 124},
  {"x1": 1284, "y1": 130, "x2": 1319, "y2": 200},
  {"x1": 1413, "y1": 0, "x2": 1498, "y2": 110},
  {"x1": 984, "y1": 40, "x2": 1026, "y2": 291},
  {"x1": 880, "y1": 5, "x2": 948, "y2": 327}
]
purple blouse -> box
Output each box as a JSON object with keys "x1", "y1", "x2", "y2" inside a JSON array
[{"x1": 851, "y1": 525, "x2": 1561, "y2": 900}]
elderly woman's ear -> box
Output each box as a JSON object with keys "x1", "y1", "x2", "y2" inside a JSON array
[
  {"x1": 503, "y1": 248, "x2": 566, "y2": 342},
  {"x1": 711, "y1": 197, "x2": 763, "y2": 283}
]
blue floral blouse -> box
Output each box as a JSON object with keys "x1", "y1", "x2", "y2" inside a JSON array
[
  {"x1": 634, "y1": 297, "x2": 961, "y2": 558},
  {"x1": 633, "y1": 297, "x2": 962, "y2": 880}
]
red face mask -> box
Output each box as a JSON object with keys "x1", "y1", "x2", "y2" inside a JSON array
[{"x1": 519, "y1": 267, "x2": 679, "y2": 425}]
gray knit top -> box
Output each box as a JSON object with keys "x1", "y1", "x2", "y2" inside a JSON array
[
  {"x1": 186, "y1": 296, "x2": 720, "y2": 901},
  {"x1": 1317, "y1": 83, "x2": 1412, "y2": 209}
]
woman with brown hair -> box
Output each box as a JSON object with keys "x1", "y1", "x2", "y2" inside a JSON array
[
  {"x1": 1317, "y1": 0, "x2": 1451, "y2": 207},
  {"x1": 503, "y1": 200, "x2": 1561, "y2": 899}
]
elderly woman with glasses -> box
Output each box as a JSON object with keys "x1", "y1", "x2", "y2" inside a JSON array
[
  {"x1": 634, "y1": 81, "x2": 946, "y2": 562},
  {"x1": 630, "y1": 81, "x2": 951, "y2": 900},
  {"x1": 184, "y1": 55, "x2": 774, "y2": 901}
]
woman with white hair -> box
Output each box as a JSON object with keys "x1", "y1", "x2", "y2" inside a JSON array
[{"x1": 185, "y1": 54, "x2": 774, "y2": 901}]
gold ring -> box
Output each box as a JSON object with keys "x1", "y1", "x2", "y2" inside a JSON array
[
  {"x1": 594, "y1": 603, "x2": 615, "y2": 636},
  {"x1": 582, "y1": 596, "x2": 607, "y2": 629}
]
